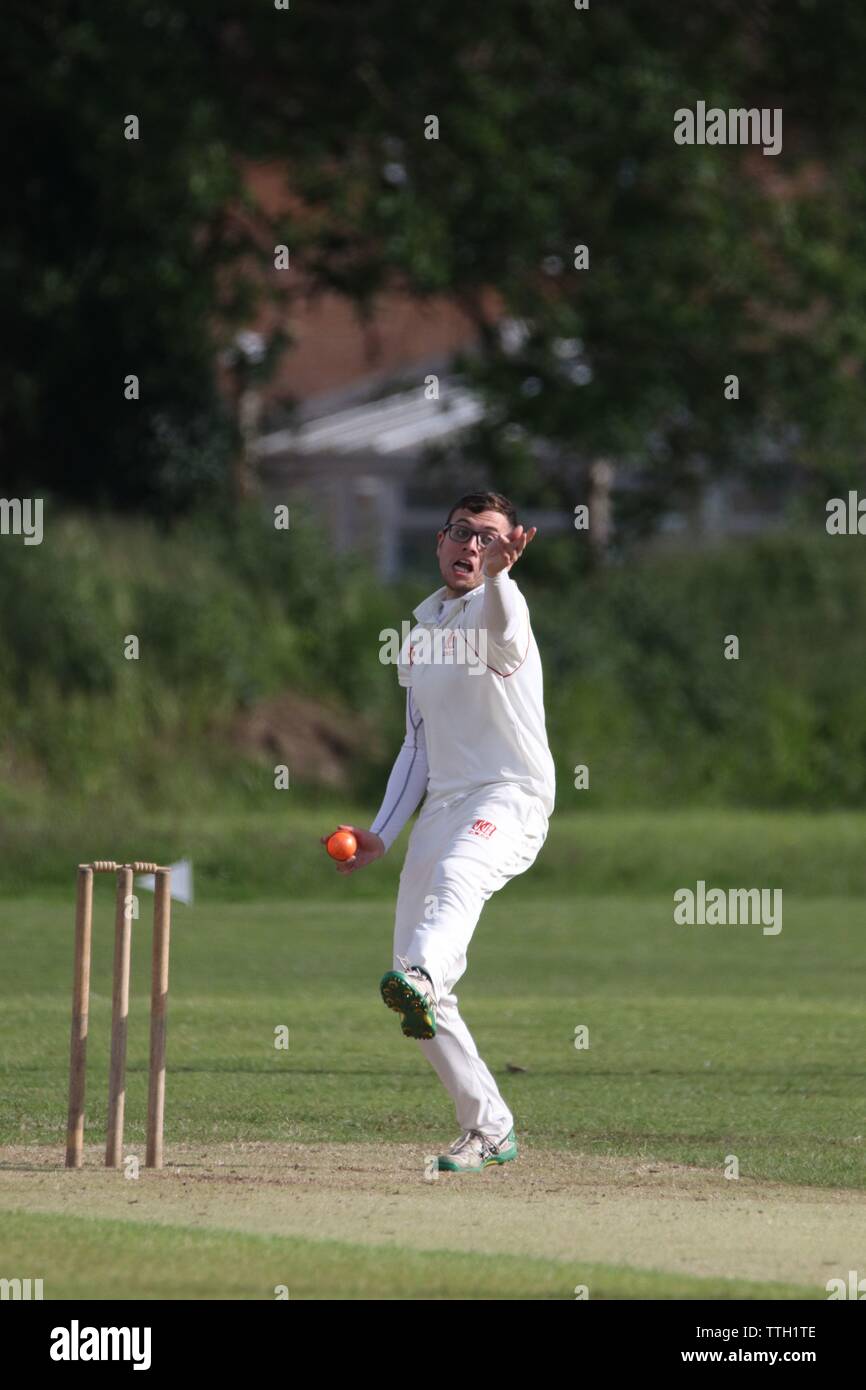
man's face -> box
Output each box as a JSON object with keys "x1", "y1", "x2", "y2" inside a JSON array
[{"x1": 435, "y1": 508, "x2": 511, "y2": 597}]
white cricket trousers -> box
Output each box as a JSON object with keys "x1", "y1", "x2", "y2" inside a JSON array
[{"x1": 392, "y1": 783, "x2": 549, "y2": 1140}]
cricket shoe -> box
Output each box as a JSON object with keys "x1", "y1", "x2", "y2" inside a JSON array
[
  {"x1": 437, "y1": 1126, "x2": 518, "y2": 1173},
  {"x1": 379, "y1": 956, "x2": 438, "y2": 1039}
]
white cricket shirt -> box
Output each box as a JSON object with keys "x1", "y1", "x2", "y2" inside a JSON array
[{"x1": 370, "y1": 571, "x2": 554, "y2": 851}]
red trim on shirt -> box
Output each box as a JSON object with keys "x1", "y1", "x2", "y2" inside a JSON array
[{"x1": 462, "y1": 629, "x2": 531, "y2": 679}]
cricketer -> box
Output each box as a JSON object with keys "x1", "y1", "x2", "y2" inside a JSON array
[{"x1": 321, "y1": 490, "x2": 555, "y2": 1171}]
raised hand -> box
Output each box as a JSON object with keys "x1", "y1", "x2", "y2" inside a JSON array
[{"x1": 481, "y1": 524, "x2": 537, "y2": 578}]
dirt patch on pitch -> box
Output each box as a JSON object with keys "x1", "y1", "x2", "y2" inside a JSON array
[{"x1": 1, "y1": 1142, "x2": 862, "y2": 1291}]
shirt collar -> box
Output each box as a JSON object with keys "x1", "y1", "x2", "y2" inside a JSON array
[{"x1": 413, "y1": 580, "x2": 486, "y2": 623}]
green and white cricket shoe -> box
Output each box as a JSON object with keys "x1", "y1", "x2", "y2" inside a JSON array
[
  {"x1": 437, "y1": 1127, "x2": 518, "y2": 1172},
  {"x1": 379, "y1": 957, "x2": 438, "y2": 1039}
]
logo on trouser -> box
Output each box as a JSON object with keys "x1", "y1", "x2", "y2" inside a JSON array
[{"x1": 468, "y1": 818, "x2": 497, "y2": 839}]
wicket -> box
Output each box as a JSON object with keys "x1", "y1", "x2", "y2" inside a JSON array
[{"x1": 66, "y1": 861, "x2": 172, "y2": 1170}]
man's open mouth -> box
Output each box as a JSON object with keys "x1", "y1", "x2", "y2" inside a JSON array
[{"x1": 453, "y1": 560, "x2": 473, "y2": 575}]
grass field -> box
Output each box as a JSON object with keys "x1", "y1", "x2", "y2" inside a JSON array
[{"x1": 1, "y1": 808, "x2": 864, "y2": 1299}]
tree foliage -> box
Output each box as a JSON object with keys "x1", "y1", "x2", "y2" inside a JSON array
[{"x1": 3, "y1": 1, "x2": 865, "y2": 510}]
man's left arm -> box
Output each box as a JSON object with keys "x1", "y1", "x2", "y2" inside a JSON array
[
  {"x1": 480, "y1": 523, "x2": 537, "y2": 665},
  {"x1": 481, "y1": 570, "x2": 529, "y2": 658}
]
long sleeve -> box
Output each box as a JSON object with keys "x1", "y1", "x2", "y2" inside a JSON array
[
  {"x1": 480, "y1": 569, "x2": 530, "y2": 668},
  {"x1": 370, "y1": 688, "x2": 429, "y2": 852}
]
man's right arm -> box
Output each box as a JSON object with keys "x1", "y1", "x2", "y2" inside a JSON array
[{"x1": 370, "y1": 689, "x2": 429, "y2": 852}]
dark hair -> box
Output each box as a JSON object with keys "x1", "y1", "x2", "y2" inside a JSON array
[{"x1": 445, "y1": 491, "x2": 518, "y2": 528}]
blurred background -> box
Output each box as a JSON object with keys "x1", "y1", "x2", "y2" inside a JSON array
[{"x1": 3, "y1": 0, "x2": 866, "y2": 894}]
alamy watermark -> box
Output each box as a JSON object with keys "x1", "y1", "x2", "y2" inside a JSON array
[
  {"x1": 379, "y1": 621, "x2": 488, "y2": 675},
  {"x1": 674, "y1": 102, "x2": 782, "y2": 157},
  {"x1": 50, "y1": 1321, "x2": 151, "y2": 1369},
  {"x1": 826, "y1": 492, "x2": 866, "y2": 534},
  {"x1": 0, "y1": 498, "x2": 43, "y2": 545},
  {"x1": 826, "y1": 1271, "x2": 866, "y2": 1299},
  {"x1": 1, "y1": 1276, "x2": 44, "y2": 1299},
  {"x1": 674, "y1": 881, "x2": 782, "y2": 935}
]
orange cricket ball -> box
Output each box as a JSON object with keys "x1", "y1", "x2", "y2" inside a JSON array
[{"x1": 327, "y1": 830, "x2": 357, "y2": 862}]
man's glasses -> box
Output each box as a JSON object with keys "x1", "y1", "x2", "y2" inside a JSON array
[{"x1": 442, "y1": 522, "x2": 500, "y2": 549}]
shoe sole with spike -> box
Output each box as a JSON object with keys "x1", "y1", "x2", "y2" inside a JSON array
[{"x1": 379, "y1": 970, "x2": 437, "y2": 1039}]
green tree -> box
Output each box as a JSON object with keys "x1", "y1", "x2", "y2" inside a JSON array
[{"x1": 3, "y1": 1, "x2": 865, "y2": 514}]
